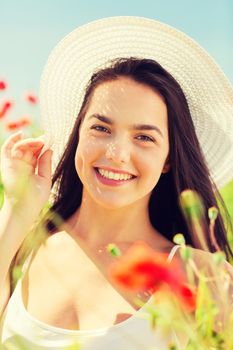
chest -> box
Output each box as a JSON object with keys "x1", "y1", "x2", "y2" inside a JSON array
[{"x1": 21, "y1": 243, "x2": 141, "y2": 331}]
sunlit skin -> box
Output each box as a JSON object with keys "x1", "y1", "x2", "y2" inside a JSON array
[{"x1": 69, "y1": 77, "x2": 171, "y2": 250}]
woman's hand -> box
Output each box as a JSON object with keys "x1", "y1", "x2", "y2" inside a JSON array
[{"x1": 0, "y1": 131, "x2": 53, "y2": 214}]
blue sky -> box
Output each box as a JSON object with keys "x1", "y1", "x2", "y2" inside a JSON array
[{"x1": 1, "y1": 0, "x2": 232, "y2": 122}]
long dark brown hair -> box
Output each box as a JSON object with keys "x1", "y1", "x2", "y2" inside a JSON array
[
  {"x1": 41, "y1": 57, "x2": 232, "y2": 260},
  {"x1": 13, "y1": 57, "x2": 233, "y2": 281}
]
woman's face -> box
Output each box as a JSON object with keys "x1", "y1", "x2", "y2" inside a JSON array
[{"x1": 75, "y1": 77, "x2": 170, "y2": 209}]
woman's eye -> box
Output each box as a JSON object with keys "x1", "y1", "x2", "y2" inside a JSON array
[
  {"x1": 91, "y1": 125, "x2": 110, "y2": 133},
  {"x1": 136, "y1": 135, "x2": 155, "y2": 142}
]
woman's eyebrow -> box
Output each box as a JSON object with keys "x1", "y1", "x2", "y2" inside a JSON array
[{"x1": 88, "y1": 114, "x2": 164, "y2": 138}]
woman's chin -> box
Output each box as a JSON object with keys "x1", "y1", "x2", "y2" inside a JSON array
[{"x1": 91, "y1": 194, "x2": 134, "y2": 210}]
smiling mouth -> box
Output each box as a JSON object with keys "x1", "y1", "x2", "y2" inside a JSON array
[{"x1": 94, "y1": 167, "x2": 137, "y2": 181}]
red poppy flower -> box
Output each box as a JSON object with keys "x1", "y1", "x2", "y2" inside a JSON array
[
  {"x1": 109, "y1": 241, "x2": 197, "y2": 312},
  {"x1": 19, "y1": 117, "x2": 31, "y2": 127},
  {"x1": 0, "y1": 101, "x2": 12, "y2": 118},
  {"x1": 26, "y1": 93, "x2": 37, "y2": 104},
  {"x1": 178, "y1": 283, "x2": 197, "y2": 312},
  {"x1": 0, "y1": 81, "x2": 7, "y2": 90},
  {"x1": 5, "y1": 116, "x2": 31, "y2": 131}
]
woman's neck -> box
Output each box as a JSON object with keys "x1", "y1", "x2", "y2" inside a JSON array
[{"x1": 63, "y1": 190, "x2": 172, "y2": 253}]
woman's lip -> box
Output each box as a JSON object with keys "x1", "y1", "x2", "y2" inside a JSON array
[
  {"x1": 94, "y1": 166, "x2": 137, "y2": 177},
  {"x1": 94, "y1": 168, "x2": 137, "y2": 186}
]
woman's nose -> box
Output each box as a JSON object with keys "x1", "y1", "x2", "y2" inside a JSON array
[{"x1": 105, "y1": 140, "x2": 131, "y2": 163}]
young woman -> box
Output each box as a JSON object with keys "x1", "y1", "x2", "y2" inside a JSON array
[{"x1": 0, "y1": 16, "x2": 233, "y2": 349}]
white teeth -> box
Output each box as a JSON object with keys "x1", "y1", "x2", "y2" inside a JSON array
[
  {"x1": 97, "y1": 168, "x2": 133, "y2": 181},
  {"x1": 108, "y1": 171, "x2": 115, "y2": 179}
]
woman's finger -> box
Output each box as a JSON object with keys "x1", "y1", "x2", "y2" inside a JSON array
[
  {"x1": 1, "y1": 131, "x2": 23, "y2": 156},
  {"x1": 11, "y1": 149, "x2": 24, "y2": 159},
  {"x1": 37, "y1": 149, "x2": 53, "y2": 180},
  {"x1": 11, "y1": 139, "x2": 44, "y2": 154}
]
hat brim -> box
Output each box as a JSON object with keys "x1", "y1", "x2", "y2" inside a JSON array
[{"x1": 39, "y1": 16, "x2": 233, "y2": 188}]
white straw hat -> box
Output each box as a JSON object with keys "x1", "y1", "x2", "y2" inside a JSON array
[{"x1": 39, "y1": 16, "x2": 233, "y2": 189}]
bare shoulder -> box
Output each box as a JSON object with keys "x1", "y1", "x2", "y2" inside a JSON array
[
  {"x1": 28, "y1": 230, "x2": 77, "y2": 272},
  {"x1": 41, "y1": 230, "x2": 76, "y2": 251},
  {"x1": 45, "y1": 230, "x2": 74, "y2": 246},
  {"x1": 25, "y1": 230, "x2": 80, "y2": 298}
]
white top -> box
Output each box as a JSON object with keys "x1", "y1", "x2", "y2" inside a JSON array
[{"x1": 0, "y1": 245, "x2": 184, "y2": 350}]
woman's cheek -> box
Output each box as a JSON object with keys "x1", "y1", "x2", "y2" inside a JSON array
[
  {"x1": 139, "y1": 151, "x2": 166, "y2": 180},
  {"x1": 75, "y1": 136, "x2": 102, "y2": 174},
  {"x1": 74, "y1": 147, "x2": 84, "y2": 179},
  {"x1": 75, "y1": 140, "x2": 91, "y2": 176}
]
